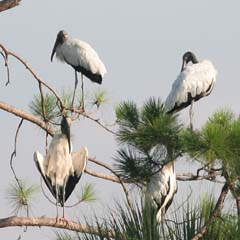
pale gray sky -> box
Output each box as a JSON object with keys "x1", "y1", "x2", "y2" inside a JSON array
[{"x1": 0, "y1": 1, "x2": 239, "y2": 239}]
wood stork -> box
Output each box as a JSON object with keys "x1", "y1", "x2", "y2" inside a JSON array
[
  {"x1": 145, "y1": 161, "x2": 177, "y2": 223},
  {"x1": 165, "y1": 51, "x2": 217, "y2": 129},
  {"x1": 50, "y1": 30, "x2": 107, "y2": 108},
  {"x1": 34, "y1": 116, "x2": 88, "y2": 220}
]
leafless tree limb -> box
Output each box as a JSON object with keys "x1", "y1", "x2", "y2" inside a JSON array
[
  {"x1": 0, "y1": 50, "x2": 10, "y2": 85},
  {"x1": 0, "y1": 100, "x2": 54, "y2": 136},
  {"x1": 80, "y1": 112, "x2": 116, "y2": 135},
  {"x1": 0, "y1": 0, "x2": 21, "y2": 12},
  {"x1": 0, "y1": 216, "x2": 115, "y2": 238},
  {"x1": 0, "y1": 43, "x2": 64, "y2": 110},
  {"x1": 10, "y1": 119, "x2": 23, "y2": 184},
  {"x1": 88, "y1": 157, "x2": 133, "y2": 209}
]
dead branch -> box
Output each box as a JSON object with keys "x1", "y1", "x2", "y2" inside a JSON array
[
  {"x1": 81, "y1": 111, "x2": 116, "y2": 135},
  {"x1": 88, "y1": 157, "x2": 133, "y2": 208},
  {"x1": 0, "y1": 43, "x2": 64, "y2": 110},
  {"x1": 0, "y1": 100, "x2": 54, "y2": 136},
  {"x1": 177, "y1": 172, "x2": 224, "y2": 183},
  {"x1": 0, "y1": 216, "x2": 115, "y2": 238},
  {"x1": 192, "y1": 182, "x2": 229, "y2": 240},
  {"x1": 0, "y1": 50, "x2": 10, "y2": 85},
  {"x1": 0, "y1": 0, "x2": 21, "y2": 12}
]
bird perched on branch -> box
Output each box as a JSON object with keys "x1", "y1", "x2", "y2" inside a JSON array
[
  {"x1": 165, "y1": 51, "x2": 217, "y2": 129},
  {"x1": 34, "y1": 116, "x2": 88, "y2": 220},
  {"x1": 51, "y1": 30, "x2": 107, "y2": 108},
  {"x1": 146, "y1": 161, "x2": 177, "y2": 223}
]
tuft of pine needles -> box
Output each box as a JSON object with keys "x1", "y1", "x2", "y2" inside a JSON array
[{"x1": 5, "y1": 180, "x2": 39, "y2": 216}]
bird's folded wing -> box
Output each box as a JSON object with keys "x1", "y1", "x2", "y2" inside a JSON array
[
  {"x1": 64, "y1": 147, "x2": 88, "y2": 201},
  {"x1": 33, "y1": 152, "x2": 56, "y2": 198}
]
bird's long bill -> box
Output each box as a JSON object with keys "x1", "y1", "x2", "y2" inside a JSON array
[
  {"x1": 50, "y1": 39, "x2": 58, "y2": 62},
  {"x1": 181, "y1": 60, "x2": 186, "y2": 72},
  {"x1": 66, "y1": 126, "x2": 71, "y2": 154}
]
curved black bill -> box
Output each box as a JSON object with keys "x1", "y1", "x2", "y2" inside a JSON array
[{"x1": 50, "y1": 39, "x2": 58, "y2": 62}]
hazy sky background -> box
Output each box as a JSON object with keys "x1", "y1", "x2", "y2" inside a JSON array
[{"x1": 0, "y1": 1, "x2": 239, "y2": 239}]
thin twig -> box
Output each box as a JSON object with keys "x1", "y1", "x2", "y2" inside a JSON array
[
  {"x1": 0, "y1": 44, "x2": 64, "y2": 110},
  {"x1": 40, "y1": 177, "x2": 91, "y2": 208},
  {"x1": 40, "y1": 178, "x2": 56, "y2": 205},
  {"x1": 88, "y1": 157, "x2": 133, "y2": 209},
  {"x1": 38, "y1": 82, "x2": 47, "y2": 122},
  {"x1": 10, "y1": 119, "x2": 23, "y2": 185},
  {"x1": 80, "y1": 112, "x2": 116, "y2": 135},
  {"x1": 9, "y1": 119, "x2": 29, "y2": 216},
  {"x1": 0, "y1": 51, "x2": 10, "y2": 85}
]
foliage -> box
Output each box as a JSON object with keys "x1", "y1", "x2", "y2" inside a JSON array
[
  {"x1": 5, "y1": 180, "x2": 39, "y2": 216},
  {"x1": 114, "y1": 97, "x2": 182, "y2": 182},
  {"x1": 54, "y1": 193, "x2": 240, "y2": 240},
  {"x1": 80, "y1": 183, "x2": 97, "y2": 202},
  {"x1": 182, "y1": 109, "x2": 240, "y2": 177},
  {"x1": 29, "y1": 92, "x2": 59, "y2": 122},
  {"x1": 92, "y1": 89, "x2": 109, "y2": 108}
]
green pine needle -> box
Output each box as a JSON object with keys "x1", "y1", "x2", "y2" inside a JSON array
[
  {"x1": 29, "y1": 93, "x2": 58, "y2": 121},
  {"x1": 81, "y1": 183, "x2": 96, "y2": 202},
  {"x1": 5, "y1": 180, "x2": 39, "y2": 215},
  {"x1": 114, "y1": 97, "x2": 182, "y2": 181},
  {"x1": 92, "y1": 89, "x2": 109, "y2": 108}
]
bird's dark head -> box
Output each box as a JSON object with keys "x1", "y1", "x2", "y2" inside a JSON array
[
  {"x1": 50, "y1": 30, "x2": 68, "y2": 62},
  {"x1": 181, "y1": 51, "x2": 198, "y2": 71},
  {"x1": 61, "y1": 116, "x2": 72, "y2": 153}
]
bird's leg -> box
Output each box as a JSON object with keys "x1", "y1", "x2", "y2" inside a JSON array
[
  {"x1": 189, "y1": 100, "x2": 194, "y2": 130},
  {"x1": 71, "y1": 70, "x2": 78, "y2": 107},
  {"x1": 62, "y1": 185, "x2": 66, "y2": 219},
  {"x1": 60, "y1": 183, "x2": 68, "y2": 223},
  {"x1": 81, "y1": 73, "x2": 85, "y2": 111},
  {"x1": 55, "y1": 186, "x2": 59, "y2": 222}
]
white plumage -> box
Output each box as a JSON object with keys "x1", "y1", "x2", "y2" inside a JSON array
[
  {"x1": 55, "y1": 38, "x2": 107, "y2": 78},
  {"x1": 34, "y1": 116, "x2": 88, "y2": 219},
  {"x1": 165, "y1": 51, "x2": 217, "y2": 128},
  {"x1": 146, "y1": 161, "x2": 177, "y2": 223},
  {"x1": 51, "y1": 30, "x2": 107, "y2": 107}
]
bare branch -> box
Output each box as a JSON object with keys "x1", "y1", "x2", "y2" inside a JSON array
[
  {"x1": 80, "y1": 112, "x2": 116, "y2": 135},
  {"x1": 0, "y1": 0, "x2": 21, "y2": 12},
  {"x1": 85, "y1": 165, "x2": 224, "y2": 184},
  {"x1": 177, "y1": 172, "x2": 224, "y2": 183},
  {"x1": 192, "y1": 182, "x2": 229, "y2": 240},
  {"x1": 85, "y1": 167, "x2": 124, "y2": 183},
  {"x1": 10, "y1": 119, "x2": 23, "y2": 183},
  {"x1": 0, "y1": 216, "x2": 115, "y2": 238},
  {"x1": 0, "y1": 44, "x2": 64, "y2": 110},
  {"x1": 88, "y1": 157, "x2": 133, "y2": 208},
  {"x1": 0, "y1": 51, "x2": 10, "y2": 85},
  {"x1": 38, "y1": 82, "x2": 47, "y2": 122},
  {"x1": 0, "y1": 100, "x2": 54, "y2": 136}
]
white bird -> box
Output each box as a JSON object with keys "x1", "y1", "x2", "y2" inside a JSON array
[
  {"x1": 51, "y1": 30, "x2": 107, "y2": 108},
  {"x1": 34, "y1": 116, "x2": 88, "y2": 220},
  {"x1": 165, "y1": 51, "x2": 217, "y2": 129},
  {"x1": 145, "y1": 161, "x2": 177, "y2": 223}
]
